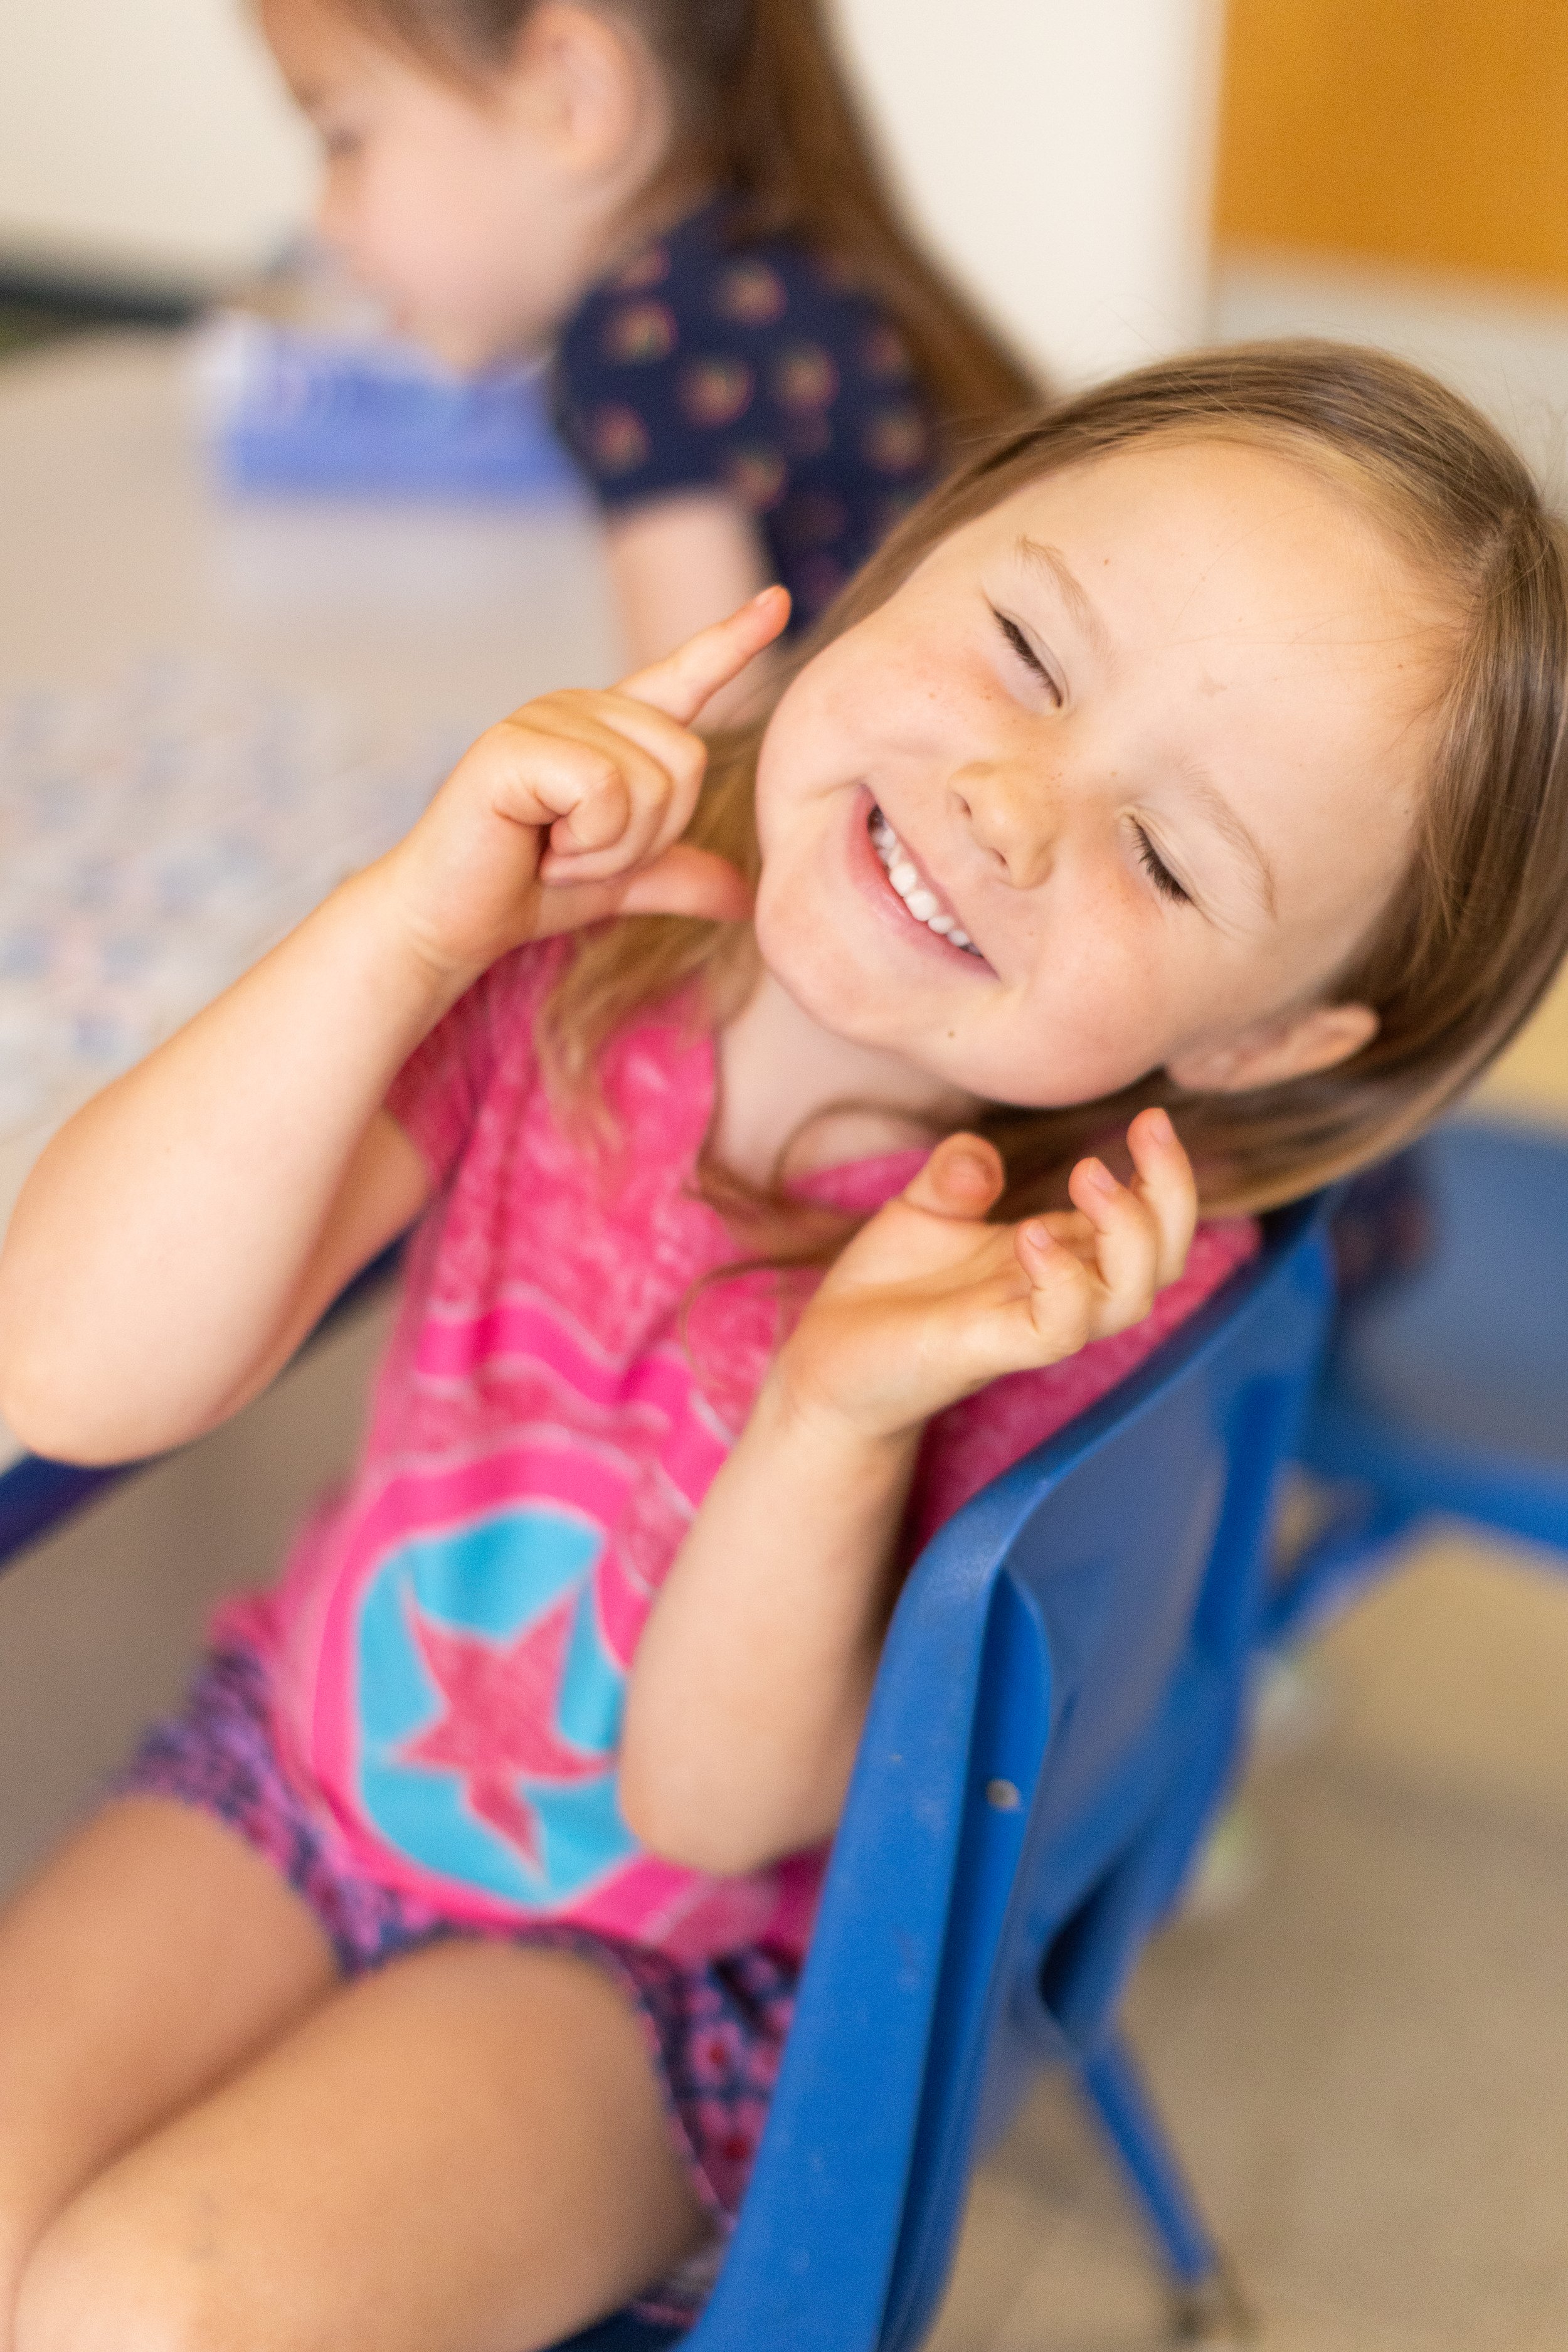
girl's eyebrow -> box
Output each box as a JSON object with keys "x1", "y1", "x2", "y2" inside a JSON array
[{"x1": 1014, "y1": 536, "x2": 1112, "y2": 659}]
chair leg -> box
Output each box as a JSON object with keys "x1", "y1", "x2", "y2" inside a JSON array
[
  {"x1": 1078, "y1": 2030, "x2": 1258, "y2": 2344},
  {"x1": 1261, "y1": 1485, "x2": 1417, "y2": 1653},
  {"x1": 1167, "y1": 2260, "x2": 1259, "y2": 2346}
]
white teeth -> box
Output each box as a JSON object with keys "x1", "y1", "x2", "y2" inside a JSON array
[{"x1": 868, "y1": 806, "x2": 980, "y2": 955}]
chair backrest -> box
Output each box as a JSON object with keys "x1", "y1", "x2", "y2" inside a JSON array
[{"x1": 687, "y1": 1197, "x2": 1332, "y2": 2352}]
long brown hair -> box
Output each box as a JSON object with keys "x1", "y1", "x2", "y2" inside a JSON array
[
  {"x1": 541, "y1": 341, "x2": 1568, "y2": 1223},
  {"x1": 327, "y1": 0, "x2": 1038, "y2": 435}
]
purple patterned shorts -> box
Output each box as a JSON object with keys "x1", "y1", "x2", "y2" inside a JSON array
[{"x1": 111, "y1": 1645, "x2": 798, "y2": 2327}]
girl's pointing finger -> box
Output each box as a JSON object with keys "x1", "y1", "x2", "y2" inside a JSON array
[{"x1": 617, "y1": 586, "x2": 792, "y2": 726}]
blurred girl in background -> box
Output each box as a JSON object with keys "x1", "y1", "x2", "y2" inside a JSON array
[{"x1": 262, "y1": 0, "x2": 1037, "y2": 691}]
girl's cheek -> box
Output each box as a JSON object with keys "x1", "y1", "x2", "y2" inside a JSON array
[
  {"x1": 750, "y1": 735, "x2": 787, "y2": 858},
  {"x1": 751, "y1": 692, "x2": 837, "y2": 846},
  {"x1": 1007, "y1": 889, "x2": 1168, "y2": 1084}
]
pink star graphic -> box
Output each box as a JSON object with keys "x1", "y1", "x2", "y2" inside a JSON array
[{"x1": 398, "y1": 1585, "x2": 610, "y2": 1877}]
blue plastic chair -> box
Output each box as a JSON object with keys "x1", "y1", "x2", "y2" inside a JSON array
[
  {"x1": 554, "y1": 1195, "x2": 1332, "y2": 2352},
  {"x1": 1272, "y1": 1120, "x2": 1568, "y2": 1650}
]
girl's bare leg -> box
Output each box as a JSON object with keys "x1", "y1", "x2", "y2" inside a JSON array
[
  {"x1": 0, "y1": 1796, "x2": 339, "y2": 2344},
  {"x1": 16, "y1": 1936, "x2": 711, "y2": 2352}
]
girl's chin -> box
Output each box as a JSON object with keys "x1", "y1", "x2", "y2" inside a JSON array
[
  {"x1": 756, "y1": 933, "x2": 862, "y2": 1032},
  {"x1": 756, "y1": 921, "x2": 884, "y2": 1042}
]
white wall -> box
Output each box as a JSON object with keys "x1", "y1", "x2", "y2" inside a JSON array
[
  {"x1": 0, "y1": 0, "x2": 1222, "y2": 378},
  {"x1": 834, "y1": 0, "x2": 1225, "y2": 384},
  {"x1": 0, "y1": 0, "x2": 314, "y2": 280}
]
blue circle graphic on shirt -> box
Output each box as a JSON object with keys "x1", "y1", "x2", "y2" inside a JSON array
[{"x1": 354, "y1": 1503, "x2": 635, "y2": 1907}]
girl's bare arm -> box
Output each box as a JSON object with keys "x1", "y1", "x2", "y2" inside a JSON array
[
  {"x1": 620, "y1": 1378, "x2": 918, "y2": 1877},
  {"x1": 0, "y1": 593, "x2": 788, "y2": 1466},
  {"x1": 0, "y1": 881, "x2": 445, "y2": 1463},
  {"x1": 620, "y1": 1116, "x2": 1197, "y2": 1875}
]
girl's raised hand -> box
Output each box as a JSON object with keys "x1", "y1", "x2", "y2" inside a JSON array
[
  {"x1": 775, "y1": 1110, "x2": 1199, "y2": 1444},
  {"x1": 377, "y1": 586, "x2": 790, "y2": 988}
]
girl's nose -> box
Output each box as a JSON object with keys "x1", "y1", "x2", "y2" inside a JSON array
[{"x1": 950, "y1": 760, "x2": 1056, "y2": 890}]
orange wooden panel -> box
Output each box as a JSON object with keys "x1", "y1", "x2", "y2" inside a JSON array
[{"x1": 1216, "y1": 0, "x2": 1568, "y2": 290}]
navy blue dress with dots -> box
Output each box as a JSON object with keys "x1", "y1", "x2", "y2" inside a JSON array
[{"x1": 554, "y1": 198, "x2": 941, "y2": 633}]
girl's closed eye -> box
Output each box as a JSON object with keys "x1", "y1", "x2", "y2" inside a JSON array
[
  {"x1": 988, "y1": 600, "x2": 1188, "y2": 905},
  {"x1": 1133, "y1": 824, "x2": 1192, "y2": 908},
  {"x1": 990, "y1": 607, "x2": 1062, "y2": 703}
]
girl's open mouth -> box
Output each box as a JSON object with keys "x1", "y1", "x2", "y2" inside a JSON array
[{"x1": 868, "y1": 806, "x2": 983, "y2": 955}]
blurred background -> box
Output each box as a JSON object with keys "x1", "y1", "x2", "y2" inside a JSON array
[
  {"x1": 8, "y1": 0, "x2": 1568, "y2": 463},
  {"x1": 1, "y1": 6, "x2": 1565, "y2": 2348},
  {"x1": 0, "y1": 0, "x2": 1219, "y2": 379}
]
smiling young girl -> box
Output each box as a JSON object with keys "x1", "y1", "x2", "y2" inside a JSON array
[
  {"x1": 2, "y1": 342, "x2": 1567, "y2": 2351},
  {"x1": 261, "y1": 0, "x2": 1037, "y2": 679}
]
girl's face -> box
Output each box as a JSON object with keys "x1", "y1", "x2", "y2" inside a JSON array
[
  {"x1": 260, "y1": 0, "x2": 664, "y2": 367},
  {"x1": 753, "y1": 436, "x2": 1444, "y2": 1111}
]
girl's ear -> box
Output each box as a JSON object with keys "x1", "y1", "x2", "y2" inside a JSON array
[
  {"x1": 503, "y1": 0, "x2": 657, "y2": 172},
  {"x1": 1167, "y1": 1000, "x2": 1380, "y2": 1094}
]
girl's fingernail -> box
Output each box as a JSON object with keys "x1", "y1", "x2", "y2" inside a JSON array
[
  {"x1": 945, "y1": 1147, "x2": 992, "y2": 1187},
  {"x1": 1144, "y1": 1108, "x2": 1174, "y2": 1145},
  {"x1": 1023, "y1": 1220, "x2": 1053, "y2": 1251},
  {"x1": 1081, "y1": 1158, "x2": 1118, "y2": 1197}
]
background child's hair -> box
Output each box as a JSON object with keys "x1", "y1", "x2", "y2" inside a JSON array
[
  {"x1": 331, "y1": 0, "x2": 1037, "y2": 435},
  {"x1": 543, "y1": 341, "x2": 1568, "y2": 1222}
]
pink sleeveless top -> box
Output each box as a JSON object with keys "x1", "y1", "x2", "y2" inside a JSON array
[{"x1": 217, "y1": 941, "x2": 1258, "y2": 1963}]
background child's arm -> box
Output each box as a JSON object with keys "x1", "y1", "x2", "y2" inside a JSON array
[
  {"x1": 0, "y1": 593, "x2": 788, "y2": 1466},
  {"x1": 620, "y1": 1115, "x2": 1197, "y2": 1875},
  {"x1": 606, "y1": 494, "x2": 776, "y2": 725}
]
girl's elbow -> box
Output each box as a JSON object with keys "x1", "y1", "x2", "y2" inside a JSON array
[
  {"x1": 0, "y1": 1383, "x2": 127, "y2": 1466},
  {"x1": 2, "y1": 1386, "x2": 84, "y2": 1464},
  {"x1": 618, "y1": 1762, "x2": 707, "y2": 1869},
  {"x1": 0, "y1": 1342, "x2": 147, "y2": 1466},
  {"x1": 618, "y1": 1757, "x2": 769, "y2": 1878}
]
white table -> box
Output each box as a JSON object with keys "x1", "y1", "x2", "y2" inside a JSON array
[
  {"x1": 0, "y1": 331, "x2": 618, "y2": 728},
  {"x1": 0, "y1": 327, "x2": 620, "y2": 1483}
]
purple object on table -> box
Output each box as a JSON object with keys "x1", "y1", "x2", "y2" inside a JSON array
[{"x1": 196, "y1": 316, "x2": 580, "y2": 501}]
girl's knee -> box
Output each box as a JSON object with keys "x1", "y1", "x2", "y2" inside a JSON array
[{"x1": 15, "y1": 2194, "x2": 236, "y2": 2352}]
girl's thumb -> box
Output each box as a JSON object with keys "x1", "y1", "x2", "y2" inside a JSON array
[
  {"x1": 528, "y1": 845, "x2": 753, "y2": 939},
  {"x1": 903, "y1": 1132, "x2": 1006, "y2": 1219},
  {"x1": 615, "y1": 845, "x2": 754, "y2": 923}
]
